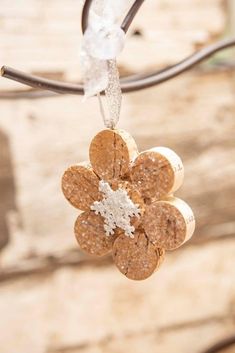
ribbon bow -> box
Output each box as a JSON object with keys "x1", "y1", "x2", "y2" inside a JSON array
[{"x1": 80, "y1": 0, "x2": 133, "y2": 128}]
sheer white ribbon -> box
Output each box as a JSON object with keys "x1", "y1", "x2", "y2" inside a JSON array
[{"x1": 80, "y1": 0, "x2": 133, "y2": 128}]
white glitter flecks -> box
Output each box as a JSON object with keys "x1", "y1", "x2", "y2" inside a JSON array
[{"x1": 90, "y1": 180, "x2": 140, "y2": 237}]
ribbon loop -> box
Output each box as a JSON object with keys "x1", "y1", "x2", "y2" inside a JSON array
[{"x1": 81, "y1": 0, "x2": 133, "y2": 128}]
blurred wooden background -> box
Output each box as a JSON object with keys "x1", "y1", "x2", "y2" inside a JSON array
[{"x1": 0, "y1": 1, "x2": 235, "y2": 353}]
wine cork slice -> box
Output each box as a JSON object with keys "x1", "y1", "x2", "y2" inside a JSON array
[
  {"x1": 89, "y1": 129, "x2": 138, "y2": 181},
  {"x1": 113, "y1": 230, "x2": 165, "y2": 280},
  {"x1": 143, "y1": 196, "x2": 195, "y2": 250},
  {"x1": 155, "y1": 248, "x2": 165, "y2": 269},
  {"x1": 75, "y1": 211, "x2": 115, "y2": 256},
  {"x1": 130, "y1": 147, "x2": 184, "y2": 202},
  {"x1": 62, "y1": 163, "x2": 101, "y2": 211}
]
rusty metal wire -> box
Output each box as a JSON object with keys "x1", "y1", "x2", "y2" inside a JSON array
[{"x1": 1, "y1": 0, "x2": 235, "y2": 98}]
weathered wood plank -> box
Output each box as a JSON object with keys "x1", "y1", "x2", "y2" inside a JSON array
[{"x1": 0, "y1": 239, "x2": 235, "y2": 353}]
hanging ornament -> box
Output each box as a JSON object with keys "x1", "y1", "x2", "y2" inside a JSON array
[
  {"x1": 62, "y1": 0, "x2": 195, "y2": 280},
  {"x1": 62, "y1": 129, "x2": 195, "y2": 280}
]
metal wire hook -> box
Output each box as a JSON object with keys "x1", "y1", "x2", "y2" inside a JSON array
[
  {"x1": 81, "y1": 0, "x2": 145, "y2": 34},
  {"x1": 1, "y1": 0, "x2": 235, "y2": 96}
]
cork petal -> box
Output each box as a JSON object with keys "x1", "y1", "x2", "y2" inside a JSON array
[
  {"x1": 62, "y1": 163, "x2": 101, "y2": 211},
  {"x1": 74, "y1": 211, "x2": 115, "y2": 256},
  {"x1": 130, "y1": 147, "x2": 184, "y2": 202},
  {"x1": 143, "y1": 196, "x2": 195, "y2": 250},
  {"x1": 113, "y1": 230, "x2": 165, "y2": 280},
  {"x1": 89, "y1": 129, "x2": 138, "y2": 181}
]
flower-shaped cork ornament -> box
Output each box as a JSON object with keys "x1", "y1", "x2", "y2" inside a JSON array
[{"x1": 62, "y1": 129, "x2": 195, "y2": 281}]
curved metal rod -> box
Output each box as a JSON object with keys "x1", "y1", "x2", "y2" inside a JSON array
[
  {"x1": 120, "y1": 37, "x2": 235, "y2": 92},
  {"x1": 121, "y1": 0, "x2": 146, "y2": 33},
  {"x1": 1, "y1": 0, "x2": 235, "y2": 96},
  {"x1": 1, "y1": 37, "x2": 235, "y2": 96},
  {"x1": 1, "y1": 66, "x2": 84, "y2": 95},
  {"x1": 81, "y1": 0, "x2": 145, "y2": 33},
  {"x1": 1, "y1": 0, "x2": 146, "y2": 96},
  {"x1": 81, "y1": 0, "x2": 92, "y2": 34}
]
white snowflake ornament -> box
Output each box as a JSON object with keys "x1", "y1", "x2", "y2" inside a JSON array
[{"x1": 91, "y1": 180, "x2": 140, "y2": 237}]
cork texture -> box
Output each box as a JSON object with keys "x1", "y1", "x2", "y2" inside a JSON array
[
  {"x1": 74, "y1": 211, "x2": 116, "y2": 256},
  {"x1": 143, "y1": 197, "x2": 195, "y2": 250},
  {"x1": 151, "y1": 147, "x2": 184, "y2": 193},
  {"x1": 89, "y1": 129, "x2": 138, "y2": 181},
  {"x1": 62, "y1": 163, "x2": 101, "y2": 211},
  {"x1": 113, "y1": 230, "x2": 165, "y2": 280},
  {"x1": 61, "y1": 128, "x2": 195, "y2": 279},
  {"x1": 130, "y1": 149, "x2": 180, "y2": 202}
]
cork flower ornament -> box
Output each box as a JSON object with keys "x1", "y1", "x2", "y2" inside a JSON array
[{"x1": 62, "y1": 129, "x2": 195, "y2": 280}]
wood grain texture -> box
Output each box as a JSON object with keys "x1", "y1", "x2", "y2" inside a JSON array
[{"x1": 1, "y1": 240, "x2": 235, "y2": 353}]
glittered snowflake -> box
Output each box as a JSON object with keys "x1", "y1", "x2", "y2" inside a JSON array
[
  {"x1": 62, "y1": 129, "x2": 195, "y2": 280},
  {"x1": 91, "y1": 180, "x2": 140, "y2": 237}
]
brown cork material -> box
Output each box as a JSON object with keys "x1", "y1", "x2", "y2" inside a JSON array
[
  {"x1": 61, "y1": 163, "x2": 101, "y2": 211},
  {"x1": 74, "y1": 211, "x2": 116, "y2": 256},
  {"x1": 89, "y1": 129, "x2": 138, "y2": 182},
  {"x1": 130, "y1": 147, "x2": 184, "y2": 202},
  {"x1": 61, "y1": 128, "x2": 195, "y2": 280},
  {"x1": 113, "y1": 230, "x2": 165, "y2": 280},
  {"x1": 143, "y1": 196, "x2": 195, "y2": 250}
]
